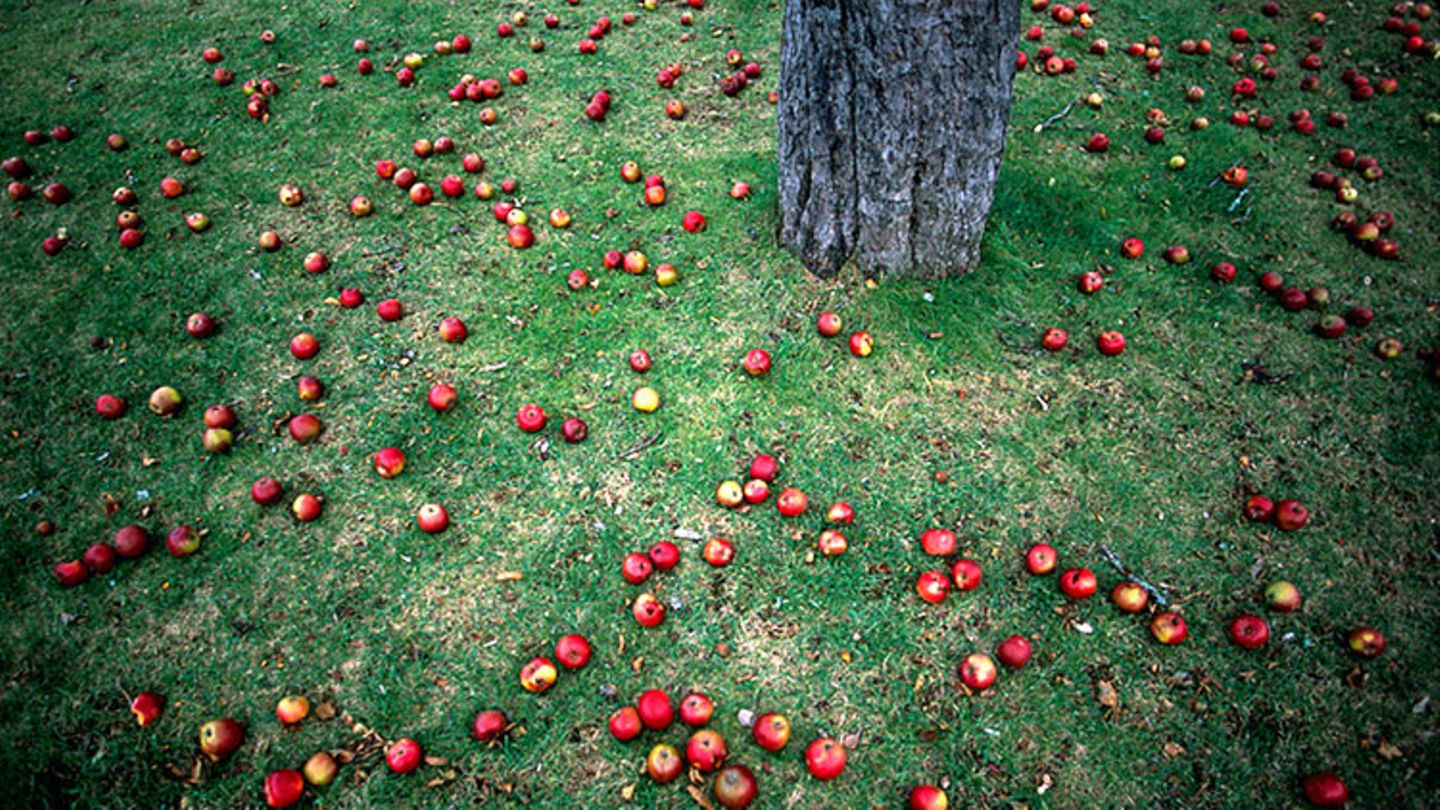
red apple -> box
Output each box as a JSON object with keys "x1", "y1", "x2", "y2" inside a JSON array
[
  {"x1": 961, "y1": 653, "x2": 997, "y2": 690},
  {"x1": 657, "y1": 690, "x2": 706, "y2": 730},
  {"x1": 82, "y1": 543, "x2": 117, "y2": 574},
  {"x1": 622, "y1": 552, "x2": 653, "y2": 585},
  {"x1": 817, "y1": 311, "x2": 842, "y2": 337},
  {"x1": 276, "y1": 695, "x2": 310, "y2": 725},
  {"x1": 516, "y1": 403, "x2": 547, "y2": 432},
  {"x1": 648, "y1": 541, "x2": 680, "y2": 570},
  {"x1": 637, "y1": 688, "x2": 673, "y2": 730},
  {"x1": 95, "y1": 394, "x2": 127, "y2": 419},
  {"x1": 386, "y1": 738, "x2": 422, "y2": 774},
  {"x1": 848, "y1": 331, "x2": 874, "y2": 357},
  {"x1": 1275, "y1": 499, "x2": 1309, "y2": 531},
  {"x1": 252, "y1": 477, "x2": 284, "y2": 506},
  {"x1": 742, "y1": 479, "x2": 770, "y2": 504},
  {"x1": 995, "y1": 635, "x2": 1031, "y2": 669},
  {"x1": 703, "y1": 537, "x2": 736, "y2": 567},
  {"x1": 804, "y1": 738, "x2": 846, "y2": 780},
  {"x1": 288, "y1": 413, "x2": 321, "y2": 443},
  {"x1": 291, "y1": 493, "x2": 323, "y2": 522},
  {"x1": 749, "y1": 453, "x2": 778, "y2": 481},
  {"x1": 130, "y1": 691, "x2": 164, "y2": 726},
  {"x1": 377, "y1": 298, "x2": 403, "y2": 321},
  {"x1": 909, "y1": 785, "x2": 949, "y2": 810},
  {"x1": 53, "y1": 560, "x2": 88, "y2": 587},
  {"x1": 1025, "y1": 543, "x2": 1057, "y2": 575},
  {"x1": 555, "y1": 633, "x2": 591, "y2": 669},
  {"x1": 916, "y1": 570, "x2": 950, "y2": 604},
  {"x1": 428, "y1": 384, "x2": 458, "y2": 413},
  {"x1": 264, "y1": 769, "x2": 304, "y2": 808},
  {"x1": 1301, "y1": 772, "x2": 1349, "y2": 807},
  {"x1": 1110, "y1": 581, "x2": 1148, "y2": 613},
  {"x1": 1228, "y1": 614, "x2": 1270, "y2": 649},
  {"x1": 472, "y1": 709, "x2": 508, "y2": 742},
  {"x1": 289, "y1": 333, "x2": 320, "y2": 360},
  {"x1": 1058, "y1": 568, "x2": 1097, "y2": 599},
  {"x1": 1096, "y1": 331, "x2": 1126, "y2": 356},
  {"x1": 951, "y1": 559, "x2": 982, "y2": 590},
  {"x1": 608, "y1": 706, "x2": 642, "y2": 742},
  {"x1": 199, "y1": 717, "x2": 244, "y2": 761},
  {"x1": 818, "y1": 528, "x2": 848, "y2": 556},
  {"x1": 1244, "y1": 495, "x2": 1275, "y2": 522},
  {"x1": 920, "y1": 528, "x2": 956, "y2": 556},
  {"x1": 165, "y1": 525, "x2": 201, "y2": 557},
  {"x1": 417, "y1": 504, "x2": 449, "y2": 534},
  {"x1": 776, "y1": 488, "x2": 807, "y2": 517},
  {"x1": 686, "y1": 729, "x2": 728, "y2": 772},
  {"x1": 1041, "y1": 327, "x2": 1068, "y2": 351},
  {"x1": 742, "y1": 349, "x2": 771, "y2": 376},
  {"x1": 114, "y1": 525, "x2": 149, "y2": 558},
  {"x1": 186, "y1": 313, "x2": 217, "y2": 338},
  {"x1": 713, "y1": 764, "x2": 758, "y2": 809}
]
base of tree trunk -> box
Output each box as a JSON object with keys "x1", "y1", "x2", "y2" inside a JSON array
[{"x1": 778, "y1": 0, "x2": 1021, "y2": 279}]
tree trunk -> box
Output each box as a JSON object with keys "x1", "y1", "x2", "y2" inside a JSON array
[{"x1": 778, "y1": 0, "x2": 1020, "y2": 279}]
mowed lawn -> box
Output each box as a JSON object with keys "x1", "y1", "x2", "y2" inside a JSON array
[{"x1": 0, "y1": 0, "x2": 1437, "y2": 807}]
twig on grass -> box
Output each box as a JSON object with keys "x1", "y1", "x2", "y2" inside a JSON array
[
  {"x1": 1033, "y1": 98, "x2": 1079, "y2": 133},
  {"x1": 1099, "y1": 544, "x2": 1170, "y2": 607},
  {"x1": 617, "y1": 432, "x2": 664, "y2": 460}
]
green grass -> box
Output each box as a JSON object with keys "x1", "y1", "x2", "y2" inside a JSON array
[{"x1": 0, "y1": 0, "x2": 1437, "y2": 807}]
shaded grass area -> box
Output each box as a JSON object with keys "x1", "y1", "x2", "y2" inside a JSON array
[{"x1": 0, "y1": 0, "x2": 1437, "y2": 807}]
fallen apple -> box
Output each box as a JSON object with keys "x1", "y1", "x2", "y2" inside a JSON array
[
  {"x1": 519, "y1": 657, "x2": 558, "y2": 692},
  {"x1": 804, "y1": 737, "x2": 846, "y2": 780}
]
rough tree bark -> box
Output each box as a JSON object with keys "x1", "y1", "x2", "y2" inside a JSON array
[{"x1": 778, "y1": 0, "x2": 1021, "y2": 279}]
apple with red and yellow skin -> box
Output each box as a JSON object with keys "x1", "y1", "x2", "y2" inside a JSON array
[
  {"x1": 1025, "y1": 543, "x2": 1057, "y2": 575},
  {"x1": 1228, "y1": 614, "x2": 1270, "y2": 649},
  {"x1": 1111, "y1": 581, "x2": 1149, "y2": 613},
  {"x1": 818, "y1": 529, "x2": 848, "y2": 556},
  {"x1": 633, "y1": 593, "x2": 665, "y2": 627},
  {"x1": 742, "y1": 349, "x2": 771, "y2": 376},
  {"x1": 713, "y1": 764, "x2": 758, "y2": 809},
  {"x1": 752, "y1": 712, "x2": 791, "y2": 751},
  {"x1": 438, "y1": 317, "x2": 467, "y2": 343},
  {"x1": 1348, "y1": 627, "x2": 1386, "y2": 658},
  {"x1": 687, "y1": 729, "x2": 728, "y2": 772},
  {"x1": 202, "y1": 427, "x2": 233, "y2": 453},
  {"x1": 386, "y1": 738, "x2": 422, "y2": 774},
  {"x1": 826, "y1": 501, "x2": 854, "y2": 524},
  {"x1": 148, "y1": 386, "x2": 183, "y2": 416},
  {"x1": 1265, "y1": 581, "x2": 1301, "y2": 612},
  {"x1": 428, "y1": 384, "x2": 458, "y2": 413},
  {"x1": 848, "y1": 331, "x2": 874, "y2": 357},
  {"x1": 742, "y1": 479, "x2": 770, "y2": 504},
  {"x1": 996, "y1": 635, "x2": 1032, "y2": 669},
  {"x1": 289, "y1": 333, "x2": 319, "y2": 360},
  {"x1": 130, "y1": 692, "x2": 165, "y2": 726},
  {"x1": 1059, "y1": 568, "x2": 1097, "y2": 599},
  {"x1": 1275, "y1": 500, "x2": 1309, "y2": 531},
  {"x1": 1120, "y1": 237, "x2": 1144, "y2": 258},
  {"x1": 910, "y1": 785, "x2": 948, "y2": 809},
  {"x1": 776, "y1": 488, "x2": 807, "y2": 517},
  {"x1": 303, "y1": 251, "x2": 329, "y2": 274},
  {"x1": 649, "y1": 541, "x2": 680, "y2": 570},
  {"x1": 951, "y1": 559, "x2": 982, "y2": 590},
  {"x1": 417, "y1": 504, "x2": 449, "y2": 533},
  {"x1": 1077, "y1": 270, "x2": 1104, "y2": 294},
  {"x1": 1150, "y1": 612, "x2": 1188, "y2": 645},
  {"x1": 555, "y1": 633, "x2": 591, "y2": 670},
  {"x1": 646, "y1": 744, "x2": 684, "y2": 783},
  {"x1": 264, "y1": 769, "x2": 305, "y2": 808},
  {"x1": 297, "y1": 376, "x2": 324, "y2": 401},
  {"x1": 303, "y1": 751, "x2": 338, "y2": 786},
  {"x1": 289, "y1": 414, "x2": 322, "y2": 443},
  {"x1": 916, "y1": 571, "x2": 950, "y2": 604},
  {"x1": 166, "y1": 525, "x2": 201, "y2": 556},
  {"x1": 637, "y1": 689, "x2": 674, "y2": 730},
  {"x1": 716, "y1": 480, "x2": 744, "y2": 508},
  {"x1": 292, "y1": 493, "x2": 323, "y2": 522},
  {"x1": 680, "y1": 692, "x2": 714, "y2": 726},
  {"x1": 199, "y1": 717, "x2": 245, "y2": 761},
  {"x1": 920, "y1": 528, "x2": 956, "y2": 556},
  {"x1": 275, "y1": 695, "x2": 309, "y2": 725},
  {"x1": 609, "y1": 706, "x2": 642, "y2": 742},
  {"x1": 1301, "y1": 772, "x2": 1349, "y2": 807},
  {"x1": 549, "y1": 208, "x2": 570, "y2": 228},
  {"x1": 804, "y1": 738, "x2": 847, "y2": 780},
  {"x1": 621, "y1": 161, "x2": 642, "y2": 182},
  {"x1": 622, "y1": 250, "x2": 648, "y2": 274},
  {"x1": 374, "y1": 447, "x2": 406, "y2": 478},
  {"x1": 817, "y1": 311, "x2": 842, "y2": 337},
  {"x1": 961, "y1": 653, "x2": 997, "y2": 690},
  {"x1": 519, "y1": 657, "x2": 557, "y2": 693},
  {"x1": 703, "y1": 537, "x2": 735, "y2": 567}
]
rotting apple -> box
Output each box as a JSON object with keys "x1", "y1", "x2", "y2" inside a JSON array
[
  {"x1": 1347, "y1": 627, "x2": 1386, "y2": 658},
  {"x1": 1150, "y1": 612, "x2": 1188, "y2": 645},
  {"x1": 519, "y1": 657, "x2": 558, "y2": 692}
]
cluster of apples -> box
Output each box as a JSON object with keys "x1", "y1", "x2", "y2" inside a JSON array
[
  {"x1": 1038, "y1": 238, "x2": 1144, "y2": 357},
  {"x1": 52, "y1": 522, "x2": 203, "y2": 586},
  {"x1": 1250, "y1": 269, "x2": 1379, "y2": 342},
  {"x1": 607, "y1": 687, "x2": 846, "y2": 807},
  {"x1": 518, "y1": 632, "x2": 591, "y2": 693},
  {"x1": 716, "y1": 453, "x2": 856, "y2": 557},
  {"x1": 718, "y1": 48, "x2": 764, "y2": 97},
  {"x1": 619, "y1": 160, "x2": 669, "y2": 207},
  {"x1": 251, "y1": 474, "x2": 324, "y2": 523},
  {"x1": 1024, "y1": 541, "x2": 1191, "y2": 647},
  {"x1": 1017, "y1": 0, "x2": 1101, "y2": 75},
  {"x1": 1381, "y1": 1, "x2": 1437, "y2": 56},
  {"x1": 1314, "y1": 148, "x2": 1402, "y2": 261},
  {"x1": 5, "y1": 128, "x2": 81, "y2": 254},
  {"x1": 813, "y1": 310, "x2": 874, "y2": 358},
  {"x1": 620, "y1": 349, "x2": 664, "y2": 413},
  {"x1": 514, "y1": 402, "x2": 589, "y2": 445},
  {"x1": 620, "y1": 540, "x2": 682, "y2": 628}
]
